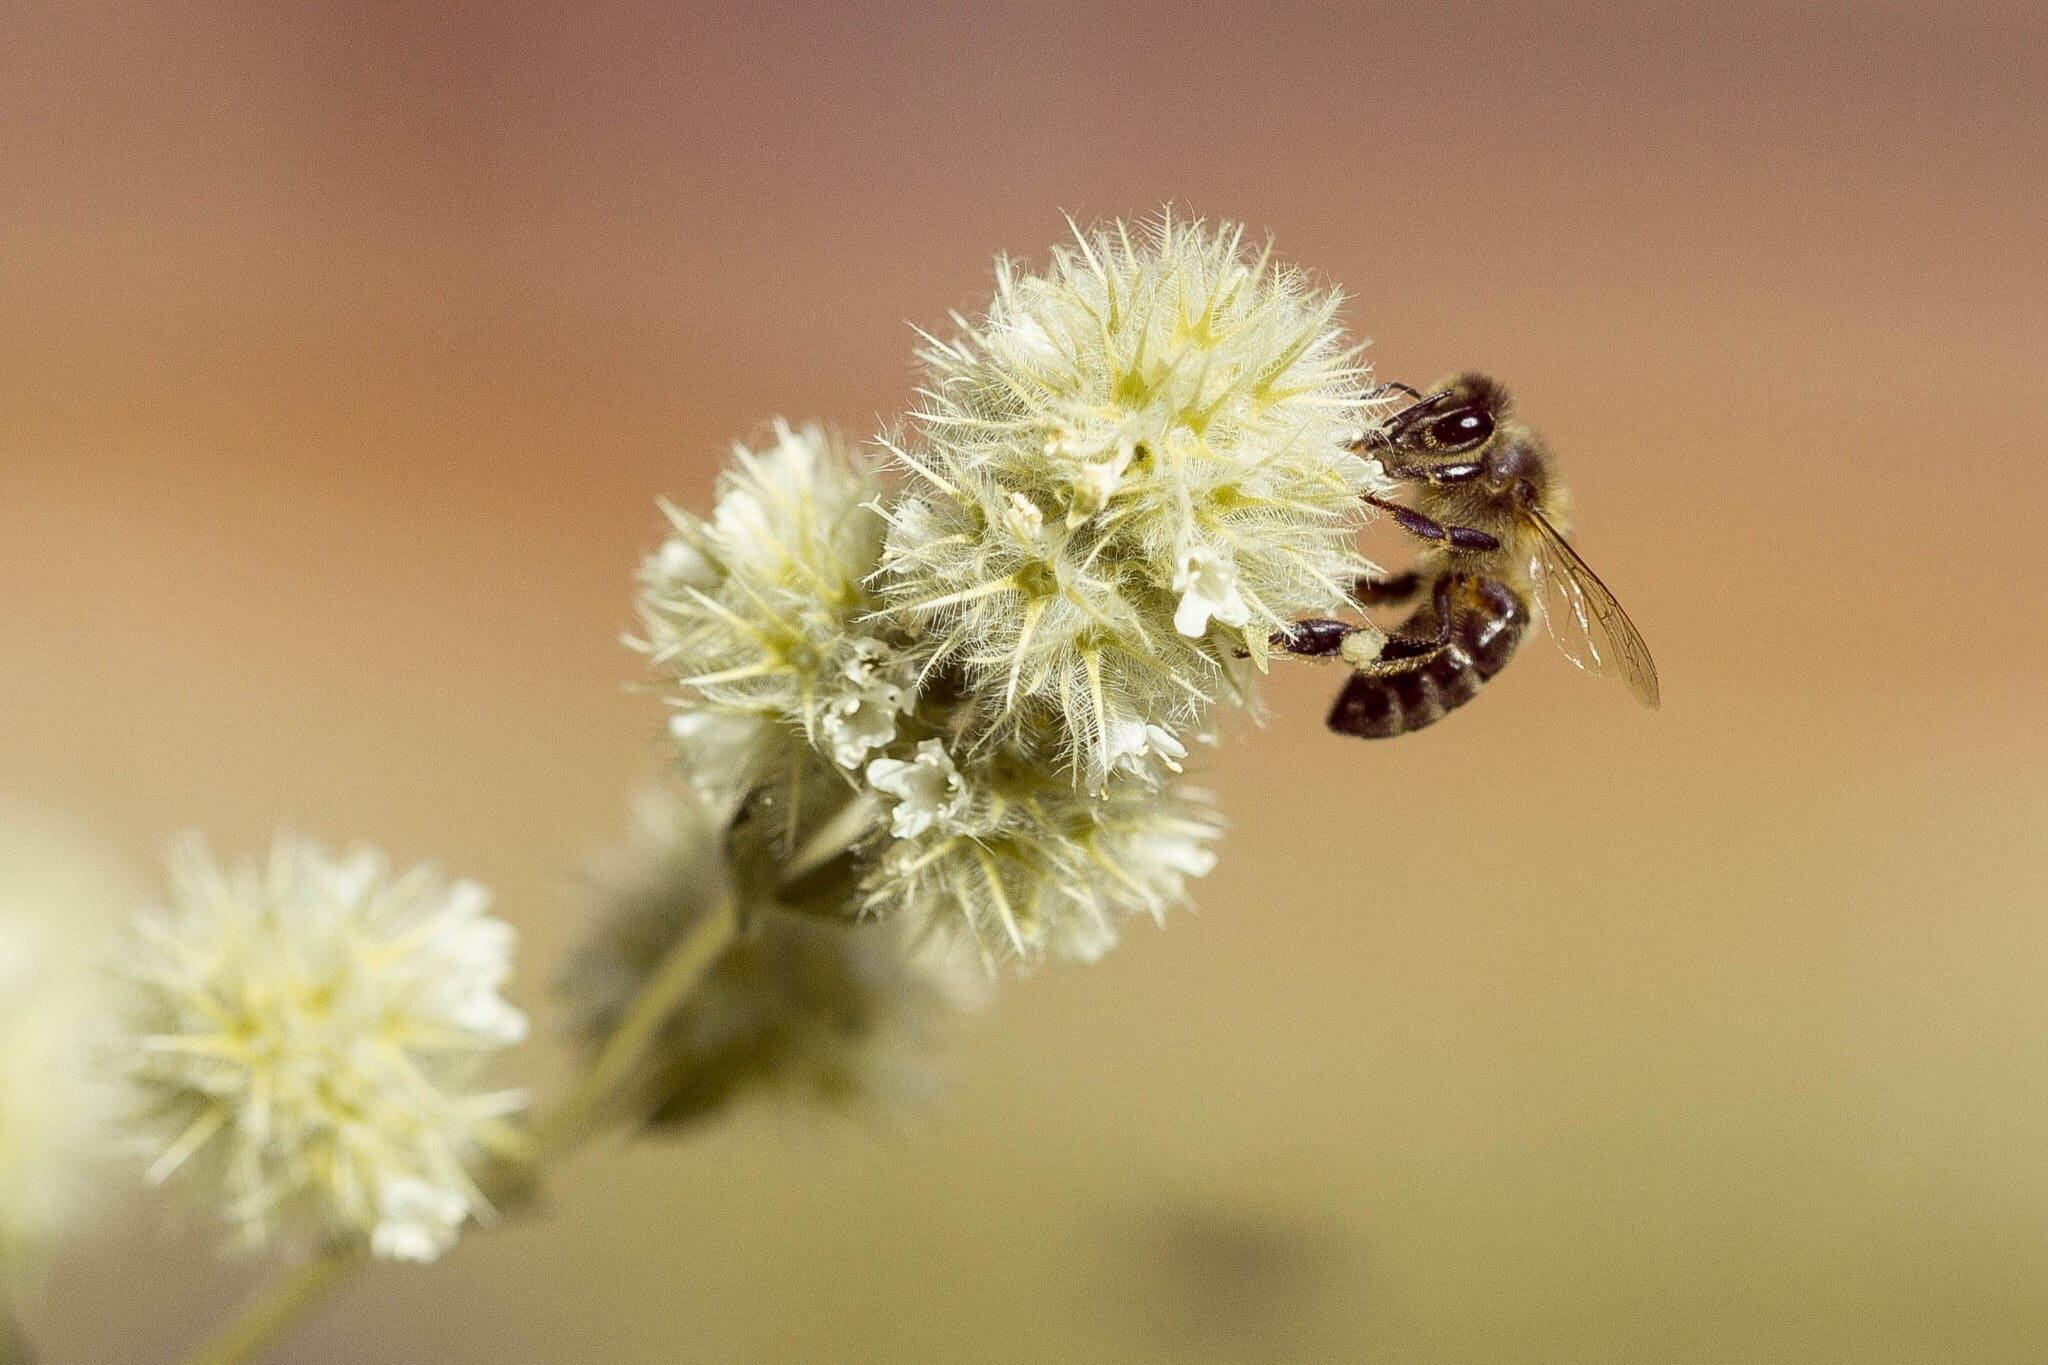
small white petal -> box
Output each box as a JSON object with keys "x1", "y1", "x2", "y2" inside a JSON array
[
  {"x1": 1097, "y1": 720, "x2": 1191, "y2": 786},
  {"x1": 822, "y1": 690, "x2": 904, "y2": 769},
  {"x1": 1069, "y1": 453, "x2": 1130, "y2": 523},
  {"x1": 866, "y1": 740, "x2": 968, "y2": 840},
  {"x1": 1002, "y1": 490, "x2": 1046, "y2": 545},
  {"x1": 1172, "y1": 544, "x2": 1252, "y2": 637},
  {"x1": 370, "y1": 1177, "x2": 467, "y2": 1263},
  {"x1": 819, "y1": 639, "x2": 916, "y2": 769}
]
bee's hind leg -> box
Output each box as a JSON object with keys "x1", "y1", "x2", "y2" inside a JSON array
[
  {"x1": 1267, "y1": 570, "x2": 1443, "y2": 664},
  {"x1": 1325, "y1": 585, "x2": 1465, "y2": 739}
]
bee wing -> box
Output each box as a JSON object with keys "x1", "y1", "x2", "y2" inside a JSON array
[{"x1": 1525, "y1": 508, "x2": 1661, "y2": 709}]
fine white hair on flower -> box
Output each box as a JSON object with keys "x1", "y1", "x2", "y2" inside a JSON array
[
  {"x1": 108, "y1": 835, "x2": 527, "y2": 1262},
  {"x1": 0, "y1": 807, "x2": 127, "y2": 1277},
  {"x1": 875, "y1": 209, "x2": 1399, "y2": 782},
  {"x1": 633, "y1": 421, "x2": 918, "y2": 802},
  {"x1": 562, "y1": 782, "x2": 985, "y2": 1127}
]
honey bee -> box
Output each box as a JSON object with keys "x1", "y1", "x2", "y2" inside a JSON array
[{"x1": 1276, "y1": 373, "x2": 1660, "y2": 738}]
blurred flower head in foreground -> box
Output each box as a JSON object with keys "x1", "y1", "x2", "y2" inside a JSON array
[
  {"x1": 109, "y1": 836, "x2": 527, "y2": 1262},
  {"x1": 564, "y1": 782, "x2": 985, "y2": 1130},
  {"x1": 636, "y1": 211, "x2": 1384, "y2": 968},
  {"x1": 0, "y1": 807, "x2": 126, "y2": 1278}
]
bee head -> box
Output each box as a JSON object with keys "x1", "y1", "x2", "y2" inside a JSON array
[{"x1": 1384, "y1": 373, "x2": 1511, "y2": 456}]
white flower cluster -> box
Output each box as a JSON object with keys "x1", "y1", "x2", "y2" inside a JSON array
[
  {"x1": 631, "y1": 211, "x2": 1388, "y2": 969},
  {"x1": 111, "y1": 836, "x2": 526, "y2": 1262}
]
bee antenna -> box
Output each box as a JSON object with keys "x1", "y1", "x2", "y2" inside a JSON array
[{"x1": 1362, "y1": 380, "x2": 1423, "y2": 405}]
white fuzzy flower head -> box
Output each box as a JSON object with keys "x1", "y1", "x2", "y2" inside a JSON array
[
  {"x1": 0, "y1": 809, "x2": 125, "y2": 1277},
  {"x1": 563, "y1": 783, "x2": 984, "y2": 1126},
  {"x1": 635, "y1": 421, "x2": 914, "y2": 777},
  {"x1": 877, "y1": 210, "x2": 1395, "y2": 779},
  {"x1": 110, "y1": 835, "x2": 527, "y2": 1261}
]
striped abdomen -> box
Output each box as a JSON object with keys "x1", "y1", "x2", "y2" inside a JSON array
[{"x1": 1326, "y1": 576, "x2": 1531, "y2": 739}]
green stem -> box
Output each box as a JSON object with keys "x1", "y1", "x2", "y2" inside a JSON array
[
  {"x1": 534, "y1": 892, "x2": 740, "y2": 1160},
  {"x1": 177, "y1": 894, "x2": 742, "y2": 1365},
  {"x1": 184, "y1": 1250, "x2": 361, "y2": 1365}
]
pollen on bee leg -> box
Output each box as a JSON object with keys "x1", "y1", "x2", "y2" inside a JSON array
[{"x1": 1338, "y1": 621, "x2": 1389, "y2": 667}]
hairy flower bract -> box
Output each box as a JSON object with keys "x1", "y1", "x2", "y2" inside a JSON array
[{"x1": 861, "y1": 754, "x2": 1222, "y2": 965}]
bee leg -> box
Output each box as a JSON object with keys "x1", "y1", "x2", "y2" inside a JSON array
[
  {"x1": 1231, "y1": 618, "x2": 1354, "y2": 660},
  {"x1": 1345, "y1": 577, "x2": 1456, "y2": 677},
  {"x1": 1363, "y1": 494, "x2": 1501, "y2": 552},
  {"x1": 1326, "y1": 578, "x2": 1468, "y2": 739},
  {"x1": 1354, "y1": 570, "x2": 1421, "y2": 606},
  {"x1": 1349, "y1": 629, "x2": 1453, "y2": 676},
  {"x1": 1267, "y1": 618, "x2": 1358, "y2": 657},
  {"x1": 1269, "y1": 567, "x2": 1433, "y2": 658},
  {"x1": 1327, "y1": 575, "x2": 1529, "y2": 739},
  {"x1": 1327, "y1": 629, "x2": 1459, "y2": 738}
]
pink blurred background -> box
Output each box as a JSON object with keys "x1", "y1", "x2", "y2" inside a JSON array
[{"x1": 6, "y1": 2, "x2": 2047, "y2": 1360}]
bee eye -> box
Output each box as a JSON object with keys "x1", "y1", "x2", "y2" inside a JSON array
[{"x1": 1425, "y1": 407, "x2": 1494, "y2": 451}]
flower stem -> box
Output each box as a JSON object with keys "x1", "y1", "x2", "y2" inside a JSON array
[
  {"x1": 534, "y1": 891, "x2": 740, "y2": 1160},
  {"x1": 178, "y1": 893, "x2": 742, "y2": 1365},
  {"x1": 184, "y1": 1250, "x2": 360, "y2": 1365}
]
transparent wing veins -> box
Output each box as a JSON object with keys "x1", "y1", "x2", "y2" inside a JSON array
[{"x1": 1525, "y1": 509, "x2": 1661, "y2": 709}]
